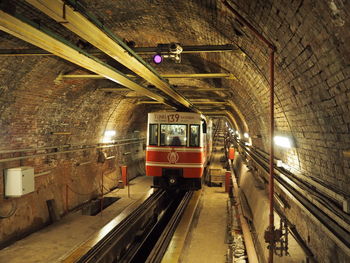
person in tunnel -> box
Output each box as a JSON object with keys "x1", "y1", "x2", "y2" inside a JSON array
[{"x1": 171, "y1": 136, "x2": 182, "y2": 146}]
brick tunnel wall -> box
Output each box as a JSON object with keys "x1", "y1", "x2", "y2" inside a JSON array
[
  {"x1": 0, "y1": 51, "x2": 151, "y2": 246},
  {"x1": 86, "y1": 0, "x2": 349, "y2": 192}
]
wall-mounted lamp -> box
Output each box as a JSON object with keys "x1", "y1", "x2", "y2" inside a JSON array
[
  {"x1": 244, "y1": 132, "x2": 249, "y2": 138},
  {"x1": 102, "y1": 130, "x2": 116, "y2": 143},
  {"x1": 274, "y1": 135, "x2": 294, "y2": 148}
]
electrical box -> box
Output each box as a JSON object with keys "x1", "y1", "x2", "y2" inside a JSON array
[{"x1": 4, "y1": 167, "x2": 35, "y2": 197}]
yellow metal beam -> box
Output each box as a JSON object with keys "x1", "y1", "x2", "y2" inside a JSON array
[
  {"x1": 161, "y1": 73, "x2": 235, "y2": 79},
  {"x1": 344, "y1": 151, "x2": 350, "y2": 158},
  {"x1": 191, "y1": 101, "x2": 227, "y2": 105},
  {"x1": 0, "y1": 11, "x2": 167, "y2": 104},
  {"x1": 99, "y1": 88, "x2": 131, "y2": 92},
  {"x1": 177, "y1": 88, "x2": 229, "y2": 92},
  {"x1": 137, "y1": 101, "x2": 163, "y2": 104},
  {"x1": 25, "y1": 0, "x2": 196, "y2": 111}
]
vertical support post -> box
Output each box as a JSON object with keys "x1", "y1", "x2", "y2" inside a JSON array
[
  {"x1": 225, "y1": 171, "x2": 231, "y2": 193},
  {"x1": 100, "y1": 169, "x2": 104, "y2": 215},
  {"x1": 269, "y1": 49, "x2": 275, "y2": 263},
  {"x1": 121, "y1": 166, "x2": 128, "y2": 186},
  {"x1": 65, "y1": 184, "x2": 68, "y2": 213},
  {"x1": 229, "y1": 147, "x2": 235, "y2": 160},
  {"x1": 221, "y1": 2, "x2": 277, "y2": 262}
]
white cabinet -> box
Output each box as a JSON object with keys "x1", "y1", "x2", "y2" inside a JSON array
[{"x1": 5, "y1": 167, "x2": 35, "y2": 197}]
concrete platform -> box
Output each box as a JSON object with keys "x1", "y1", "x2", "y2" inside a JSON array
[
  {"x1": 180, "y1": 185, "x2": 228, "y2": 263},
  {"x1": 0, "y1": 176, "x2": 153, "y2": 263}
]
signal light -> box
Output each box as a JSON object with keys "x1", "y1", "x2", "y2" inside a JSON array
[{"x1": 153, "y1": 54, "x2": 163, "y2": 64}]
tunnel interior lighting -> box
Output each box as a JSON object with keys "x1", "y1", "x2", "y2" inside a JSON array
[
  {"x1": 244, "y1": 132, "x2": 249, "y2": 138},
  {"x1": 274, "y1": 136, "x2": 292, "y2": 148},
  {"x1": 153, "y1": 54, "x2": 163, "y2": 64},
  {"x1": 102, "y1": 130, "x2": 116, "y2": 143}
]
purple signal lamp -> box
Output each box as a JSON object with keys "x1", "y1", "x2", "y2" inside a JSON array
[{"x1": 153, "y1": 54, "x2": 163, "y2": 64}]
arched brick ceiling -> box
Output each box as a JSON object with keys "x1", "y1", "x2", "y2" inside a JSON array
[{"x1": 0, "y1": 0, "x2": 349, "y2": 193}]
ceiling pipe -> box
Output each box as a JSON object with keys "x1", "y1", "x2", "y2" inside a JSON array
[
  {"x1": 55, "y1": 73, "x2": 236, "y2": 83},
  {"x1": 0, "y1": 44, "x2": 238, "y2": 56},
  {"x1": 25, "y1": 0, "x2": 197, "y2": 112},
  {"x1": 222, "y1": 1, "x2": 277, "y2": 262}
]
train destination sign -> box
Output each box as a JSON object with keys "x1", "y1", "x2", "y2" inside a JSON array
[{"x1": 148, "y1": 112, "x2": 201, "y2": 124}]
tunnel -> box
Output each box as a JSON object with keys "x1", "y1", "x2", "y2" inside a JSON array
[{"x1": 0, "y1": 0, "x2": 349, "y2": 262}]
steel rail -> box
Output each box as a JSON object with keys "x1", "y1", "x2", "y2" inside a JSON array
[
  {"x1": 244, "y1": 145, "x2": 350, "y2": 232},
  {"x1": 146, "y1": 191, "x2": 193, "y2": 263},
  {"x1": 62, "y1": 189, "x2": 166, "y2": 263},
  {"x1": 236, "y1": 140, "x2": 350, "y2": 256},
  {"x1": 25, "y1": 0, "x2": 196, "y2": 111}
]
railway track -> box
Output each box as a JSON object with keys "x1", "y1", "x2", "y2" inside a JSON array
[
  {"x1": 62, "y1": 189, "x2": 194, "y2": 263},
  {"x1": 234, "y1": 139, "x2": 350, "y2": 256}
]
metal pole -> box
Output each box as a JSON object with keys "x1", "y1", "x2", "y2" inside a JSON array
[
  {"x1": 222, "y1": 1, "x2": 277, "y2": 262},
  {"x1": 65, "y1": 184, "x2": 69, "y2": 213},
  {"x1": 269, "y1": 49, "x2": 275, "y2": 263}
]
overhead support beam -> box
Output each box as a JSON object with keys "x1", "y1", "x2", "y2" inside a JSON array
[
  {"x1": 158, "y1": 73, "x2": 235, "y2": 79},
  {"x1": 191, "y1": 101, "x2": 227, "y2": 105},
  {"x1": 0, "y1": 44, "x2": 238, "y2": 57},
  {"x1": 25, "y1": 0, "x2": 196, "y2": 112},
  {"x1": 0, "y1": 11, "x2": 166, "y2": 104},
  {"x1": 344, "y1": 151, "x2": 350, "y2": 158},
  {"x1": 99, "y1": 88, "x2": 131, "y2": 92},
  {"x1": 98, "y1": 87, "x2": 229, "y2": 93},
  {"x1": 136, "y1": 44, "x2": 238, "y2": 54},
  {"x1": 176, "y1": 88, "x2": 230, "y2": 92},
  {"x1": 55, "y1": 73, "x2": 236, "y2": 83}
]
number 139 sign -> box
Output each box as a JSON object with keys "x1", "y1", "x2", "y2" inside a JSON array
[{"x1": 167, "y1": 114, "x2": 179, "y2": 122}]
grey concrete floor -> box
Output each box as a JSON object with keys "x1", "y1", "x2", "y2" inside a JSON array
[
  {"x1": 180, "y1": 185, "x2": 228, "y2": 263},
  {"x1": 0, "y1": 176, "x2": 153, "y2": 263}
]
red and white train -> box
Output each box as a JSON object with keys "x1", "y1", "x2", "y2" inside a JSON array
[{"x1": 146, "y1": 112, "x2": 212, "y2": 190}]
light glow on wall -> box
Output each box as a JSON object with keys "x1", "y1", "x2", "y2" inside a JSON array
[
  {"x1": 274, "y1": 135, "x2": 292, "y2": 148},
  {"x1": 102, "y1": 130, "x2": 116, "y2": 143}
]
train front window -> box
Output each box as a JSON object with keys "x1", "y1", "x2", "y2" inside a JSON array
[
  {"x1": 189, "y1": 125, "x2": 200, "y2": 147},
  {"x1": 160, "y1": 124, "x2": 187, "y2": 146},
  {"x1": 149, "y1": 124, "x2": 158, "y2": 145}
]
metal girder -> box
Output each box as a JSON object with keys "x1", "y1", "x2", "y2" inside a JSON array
[
  {"x1": 137, "y1": 101, "x2": 164, "y2": 104},
  {"x1": 176, "y1": 88, "x2": 229, "y2": 92},
  {"x1": 136, "y1": 44, "x2": 237, "y2": 54},
  {"x1": 99, "y1": 88, "x2": 131, "y2": 92},
  {"x1": 0, "y1": 44, "x2": 238, "y2": 56},
  {"x1": 25, "y1": 0, "x2": 196, "y2": 111},
  {"x1": 55, "y1": 73, "x2": 236, "y2": 82},
  {"x1": 99, "y1": 87, "x2": 229, "y2": 93},
  {"x1": 0, "y1": 11, "x2": 166, "y2": 103},
  {"x1": 191, "y1": 101, "x2": 227, "y2": 105},
  {"x1": 160, "y1": 73, "x2": 235, "y2": 79}
]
